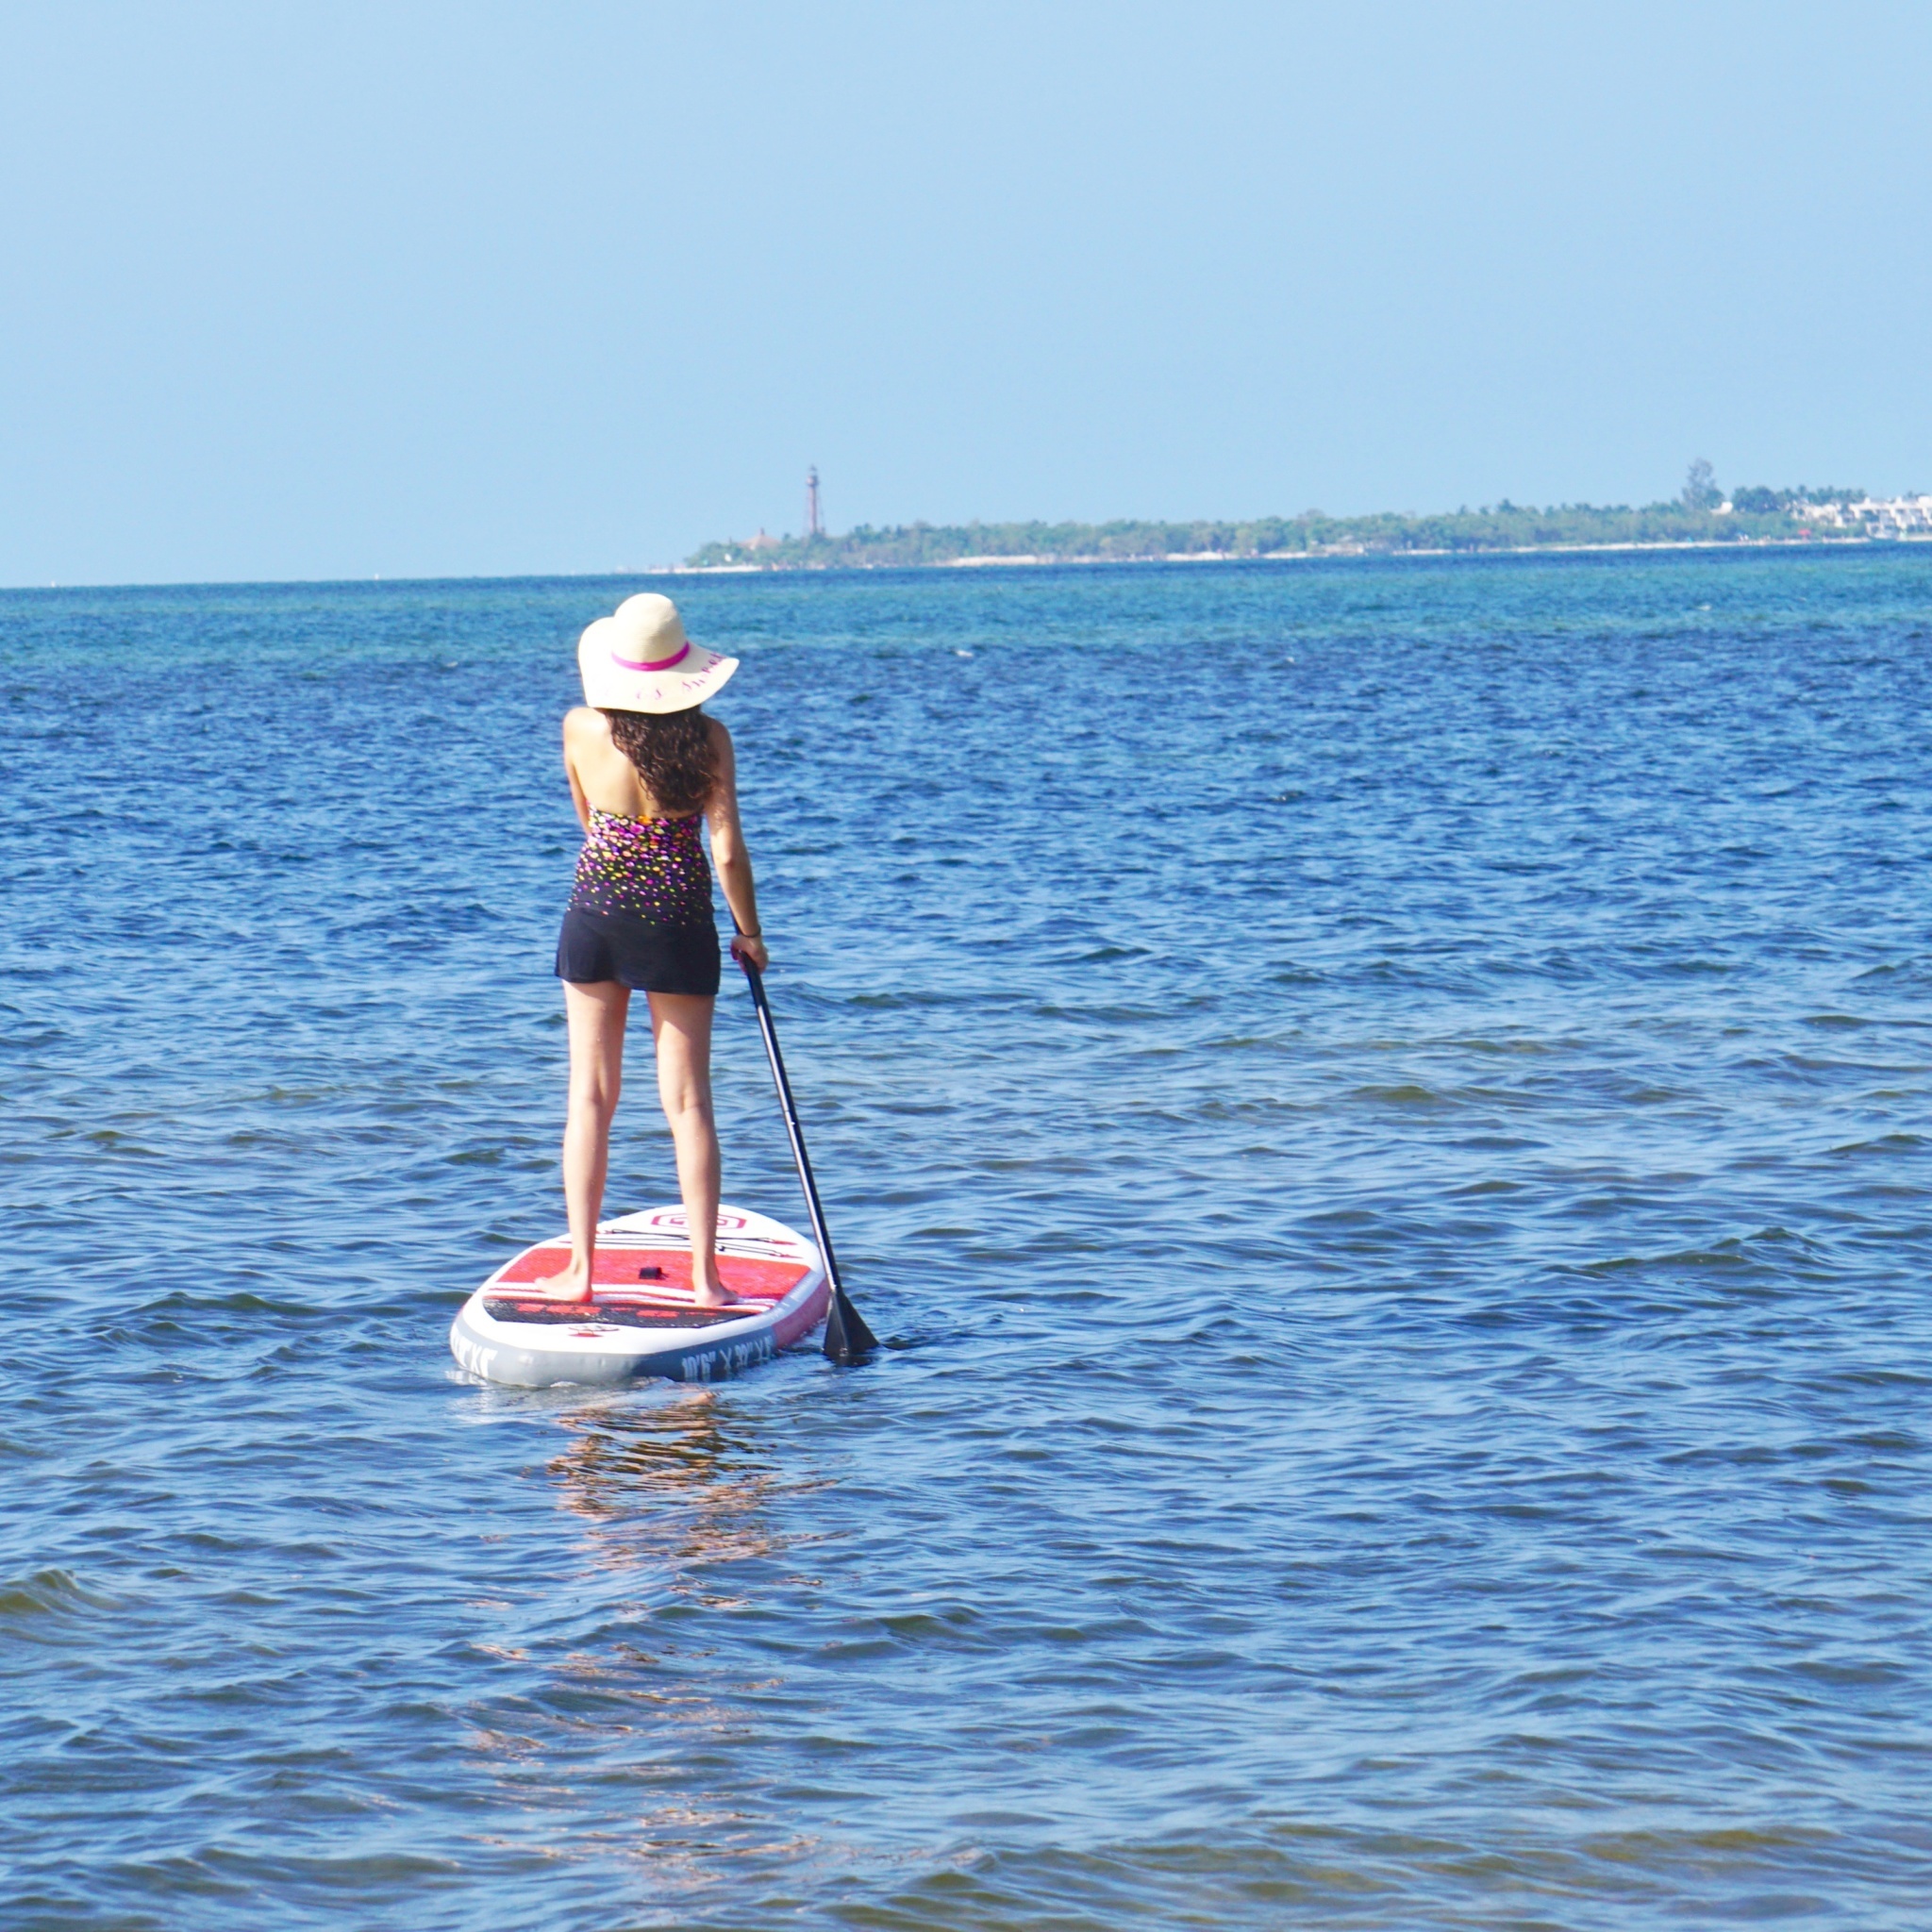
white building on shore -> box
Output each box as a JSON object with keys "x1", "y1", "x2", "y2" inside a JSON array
[{"x1": 1791, "y1": 495, "x2": 1932, "y2": 534}]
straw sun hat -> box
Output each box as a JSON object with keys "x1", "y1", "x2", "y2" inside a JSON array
[{"x1": 576, "y1": 593, "x2": 738, "y2": 713}]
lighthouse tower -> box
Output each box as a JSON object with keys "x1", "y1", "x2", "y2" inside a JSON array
[{"x1": 806, "y1": 465, "x2": 823, "y2": 540}]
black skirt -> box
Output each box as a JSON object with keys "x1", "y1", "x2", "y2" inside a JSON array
[{"x1": 555, "y1": 909, "x2": 721, "y2": 996}]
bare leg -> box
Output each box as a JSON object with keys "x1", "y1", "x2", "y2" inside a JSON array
[
  {"x1": 648, "y1": 991, "x2": 726, "y2": 1306},
  {"x1": 533, "y1": 979, "x2": 630, "y2": 1301}
]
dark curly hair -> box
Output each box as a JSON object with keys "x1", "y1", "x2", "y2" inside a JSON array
[{"x1": 602, "y1": 706, "x2": 718, "y2": 817}]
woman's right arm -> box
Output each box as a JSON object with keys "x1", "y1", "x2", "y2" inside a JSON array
[{"x1": 706, "y1": 723, "x2": 769, "y2": 970}]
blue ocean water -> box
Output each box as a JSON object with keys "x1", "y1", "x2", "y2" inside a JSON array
[{"x1": 2, "y1": 549, "x2": 1929, "y2": 1930}]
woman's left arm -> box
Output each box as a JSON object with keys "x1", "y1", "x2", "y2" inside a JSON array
[
  {"x1": 706, "y1": 722, "x2": 768, "y2": 970},
  {"x1": 560, "y1": 710, "x2": 593, "y2": 833}
]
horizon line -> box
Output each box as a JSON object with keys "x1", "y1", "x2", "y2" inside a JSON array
[{"x1": 5, "y1": 535, "x2": 1904, "y2": 597}]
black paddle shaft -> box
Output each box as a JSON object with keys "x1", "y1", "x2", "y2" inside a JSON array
[{"x1": 739, "y1": 956, "x2": 876, "y2": 1362}]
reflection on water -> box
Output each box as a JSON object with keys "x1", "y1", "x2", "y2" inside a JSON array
[
  {"x1": 462, "y1": 1392, "x2": 836, "y2": 1908},
  {"x1": 549, "y1": 1391, "x2": 815, "y2": 1595}
]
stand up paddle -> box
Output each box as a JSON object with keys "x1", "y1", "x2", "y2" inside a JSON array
[{"x1": 739, "y1": 953, "x2": 876, "y2": 1363}]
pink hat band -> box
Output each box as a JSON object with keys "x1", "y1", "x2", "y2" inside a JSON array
[{"x1": 609, "y1": 642, "x2": 691, "y2": 674}]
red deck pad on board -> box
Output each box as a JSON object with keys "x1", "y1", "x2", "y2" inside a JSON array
[{"x1": 494, "y1": 1245, "x2": 805, "y2": 1299}]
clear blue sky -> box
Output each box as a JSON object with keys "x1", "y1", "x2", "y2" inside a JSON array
[{"x1": 3, "y1": 2, "x2": 1927, "y2": 585}]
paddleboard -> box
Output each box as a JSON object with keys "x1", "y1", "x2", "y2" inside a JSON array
[{"x1": 450, "y1": 1203, "x2": 829, "y2": 1388}]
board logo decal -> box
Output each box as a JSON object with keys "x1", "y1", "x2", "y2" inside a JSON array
[
  {"x1": 678, "y1": 1334, "x2": 776, "y2": 1383},
  {"x1": 638, "y1": 1208, "x2": 748, "y2": 1232}
]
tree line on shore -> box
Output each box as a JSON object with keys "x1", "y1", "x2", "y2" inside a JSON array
[{"x1": 686, "y1": 472, "x2": 1875, "y2": 570}]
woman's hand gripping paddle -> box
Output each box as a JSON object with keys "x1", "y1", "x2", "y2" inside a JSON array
[{"x1": 738, "y1": 955, "x2": 877, "y2": 1363}]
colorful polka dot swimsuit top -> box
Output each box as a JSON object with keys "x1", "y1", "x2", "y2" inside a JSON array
[{"x1": 567, "y1": 808, "x2": 714, "y2": 927}]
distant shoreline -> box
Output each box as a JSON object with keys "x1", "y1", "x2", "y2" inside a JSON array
[
  {"x1": 673, "y1": 533, "x2": 1909, "y2": 575},
  {"x1": 681, "y1": 494, "x2": 1926, "y2": 572}
]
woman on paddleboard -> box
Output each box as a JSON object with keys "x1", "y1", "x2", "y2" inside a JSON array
[{"x1": 535, "y1": 593, "x2": 766, "y2": 1307}]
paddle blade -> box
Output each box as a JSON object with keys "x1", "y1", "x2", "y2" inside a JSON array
[{"x1": 823, "y1": 1286, "x2": 877, "y2": 1363}]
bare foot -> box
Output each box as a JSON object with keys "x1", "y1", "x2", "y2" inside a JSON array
[
  {"x1": 528, "y1": 1262, "x2": 596, "y2": 1303},
  {"x1": 691, "y1": 1263, "x2": 728, "y2": 1309}
]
